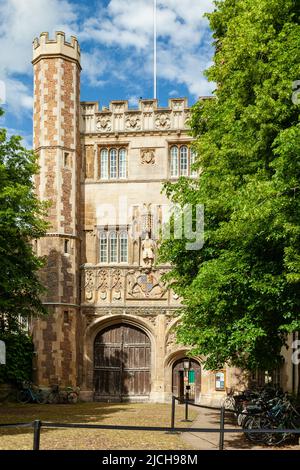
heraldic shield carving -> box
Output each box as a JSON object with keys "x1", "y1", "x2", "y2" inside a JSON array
[{"x1": 127, "y1": 269, "x2": 167, "y2": 299}]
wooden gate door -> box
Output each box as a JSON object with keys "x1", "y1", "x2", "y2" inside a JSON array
[{"x1": 94, "y1": 324, "x2": 151, "y2": 401}]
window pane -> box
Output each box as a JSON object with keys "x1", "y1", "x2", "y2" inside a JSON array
[
  {"x1": 119, "y1": 148, "x2": 126, "y2": 179},
  {"x1": 100, "y1": 149, "x2": 108, "y2": 179},
  {"x1": 109, "y1": 232, "x2": 118, "y2": 263},
  {"x1": 110, "y1": 149, "x2": 117, "y2": 179},
  {"x1": 190, "y1": 148, "x2": 197, "y2": 177},
  {"x1": 180, "y1": 146, "x2": 188, "y2": 176},
  {"x1": 119, "y1": 232, "x2": 128, "y2": 262},
  {"x1": 100, "y1": 232, "x2": 108, "y2": 263},
  {"x1": 170, "y1": 146, "x2": 179, "y2": 177}
]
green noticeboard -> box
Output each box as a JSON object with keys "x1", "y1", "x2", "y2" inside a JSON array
[{"x1": 188, "y1": 370, "x2": 195, "y2": 384}]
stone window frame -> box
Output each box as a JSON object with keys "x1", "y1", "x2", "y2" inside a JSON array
[
  {"x1": 169, "y1": 144, "x2": 198, "y2": 178},
  {"x1": 99, "y1": 146, "x2": 128, "y2": 180},
  {"x1": 98, "y1": 226, "x2": 129, "y2": 265}
]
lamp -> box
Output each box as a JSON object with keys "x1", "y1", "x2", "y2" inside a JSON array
[{"x1": 183, "y1": 359, "x2": 190, "y2": 370}]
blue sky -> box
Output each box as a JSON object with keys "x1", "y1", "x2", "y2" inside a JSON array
[{"x1": 0, "y1": 0, "x2": 215, "y2": 147}]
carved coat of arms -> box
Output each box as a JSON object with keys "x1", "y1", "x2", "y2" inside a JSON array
[
  {"x1": 141, "y1": 149, "x2": 155, "y2": 165},
  {"x1": 127, "y1": 269, "x2": 167, "y2": 299}
]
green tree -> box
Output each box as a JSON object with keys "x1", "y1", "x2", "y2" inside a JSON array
[
  {"x1": 0, "y1": 107, "x2": 48, "y2": 383},
  {"x1": 159, "y1": 0, "x2": 300, "y2": 372}
]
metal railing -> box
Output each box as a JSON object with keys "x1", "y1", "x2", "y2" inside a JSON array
[
  {"x1": 0, "y1": 396, "x2": 299, "y2": 450},
  {"x1": 170, "y1": 394, "x2": 300, "y2": 450}
]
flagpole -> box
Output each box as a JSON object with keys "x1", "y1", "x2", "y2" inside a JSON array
[{"x1": 153, "y1": 0, "x2": 157, "y2": 99}]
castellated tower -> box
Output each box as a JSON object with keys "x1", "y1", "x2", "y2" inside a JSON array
[{"x1": 32, "y1": 32, "x2": 82, "y2": 387}]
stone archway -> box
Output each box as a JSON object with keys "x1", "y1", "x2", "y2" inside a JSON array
[
  {"x1": 93, "y1": 323, "x2": 151, "y2": 401},
  {"x1": 172, "y1": 357, "x2": 201, "y2": 402}
]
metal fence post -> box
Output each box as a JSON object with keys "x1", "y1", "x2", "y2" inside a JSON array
[
  {"x1": 185, "y1": 392, "x2": 189, "y2": 421},
  {"x1": 219, "y1": 406, "x2": 225, "y2": 451},
  {"x1": 171, "y1": 395, "x2": 176, "y2": 429},
  {"x1": 166, "y1": 395, "x2": 179, "y2": 434},
  {"x1": 181, "y1": 391, "x2": 192, "y2": 422},
  {"x1": 33, "y1": 420, "x2": 41, "y2": 450}
]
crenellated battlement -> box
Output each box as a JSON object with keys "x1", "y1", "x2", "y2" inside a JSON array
[
  {"x1": 32, "y1": 31, "x2": 81, "y2": 66},
  {"x1": 80, "y1": 98, "x2": 191, "y2": 134}
]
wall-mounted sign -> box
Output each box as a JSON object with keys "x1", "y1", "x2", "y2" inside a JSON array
[
  {"x1": 188, "y1": 370, "x2": 195, "y2": 384},
  {"x1": 0, "y1": 340, "x2": 6, "y2": 365},
  {"x1": 215, "y1": 371, "x2": 225, "y2": 391}
]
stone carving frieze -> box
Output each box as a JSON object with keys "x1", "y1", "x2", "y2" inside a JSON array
[
  {"x1": 84, "y1": 269, "x2": 95, "y2": 302},
  {"x1": 97, "y1": 269, "x2": 109, "y2": 300},
  {"x1": 111, "y1": 269, "x2": 122, "y2": 301},
  {"x1": 82, "y1": 99, "x2": 192, "y2": 133},
  {"x1": 155, "y1": 114, "x2": 170, "y2": 130},
  {"x1": 126, "y1": 114, "x2": 141, "y2": 130},
  {"x1": 96, "y1": 116, "x2": 111, "y2": 132},
  {"x1": 82, "y1": 267, "x2": 175, "y2": 304}
]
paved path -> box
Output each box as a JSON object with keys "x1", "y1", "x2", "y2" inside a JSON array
[{"x1": 181, "y1": 407, "x2": 300, "y2": 451}]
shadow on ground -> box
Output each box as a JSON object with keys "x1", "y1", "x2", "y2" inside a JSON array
[{"x1": 0, "y1": 402, "x2": 131, "y2": 438}]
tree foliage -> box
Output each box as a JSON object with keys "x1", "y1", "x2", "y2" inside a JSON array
[
  {"x1": 159, "y1": 0, "x2": 300, "y2": 371},
  {"x1": 0, "y1": 107, "x2": 48, "y2": 382},
  {"x1": 0, "y1": 332, "x2": 34, "y2": 384}
]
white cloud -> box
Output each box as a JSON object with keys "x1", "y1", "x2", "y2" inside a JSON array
[
  {"x1": 128, "y1": 96, "x2": 139, "y2": 107},
  {"x1": 0, "y1": 0, "x2": 78, "y2": 116},
  {"x1": 0, "y1": 0, "x2": 215, "y2": 121},
  {"x1": 81, "y1": 50, "x2": 108, "y2": 87},
  {"x1": 0, "y1": 80, "x2": 6, "y2": 104},
  {"x1": 5, "y1": 127, "x2": 33, "y2": 149},
  {"x1": 5, "y1": 78, "x2": 34, "y2": 116},
  {"x1": 79, "y1": 0, "x2": 215, "y2": 100}
]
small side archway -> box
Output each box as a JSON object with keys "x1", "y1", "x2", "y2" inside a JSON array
[
  {"x1": 172, "y1": 357, "x2": 201, "y2": 402},
  {"x1": 165, "y1": 350, "x2": 201, "y2": 403}
]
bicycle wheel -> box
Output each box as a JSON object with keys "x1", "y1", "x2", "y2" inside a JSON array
[
  {"x1": 237, "y1": 412, "x2": 247, "y2": 427},
  {"x1": 47, "y1": 392, "x2": 59, "y2": 404},
  {"x1": 36, "y1": 390, "x2": 47, "y2": 404},
  {"x1": 223, "y1": 396, "x2": 235, "y2": 410},
  {"x1": 67, "y1": 392, "x2": 78, "y2": 404},
  {"x1": 262, "y1": 419, "x2": 287, "y2": 446},
  {"x1": 243, "y1": 415, "x2": 267, "y2": 444},
  {"x1": 17, "y1": 389, "x2": 31, "y2": 404}
]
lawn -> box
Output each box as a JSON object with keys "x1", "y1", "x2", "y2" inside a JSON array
[{"x1": 0, "y1": 402, "x2": 197, "y2": 450}]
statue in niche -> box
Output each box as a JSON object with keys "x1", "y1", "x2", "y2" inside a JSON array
[
  {"x1": 142, "y1": 232, "x2": 155, "y2": 267},
  {"x1": 141, "y1": 203, "x2": 156, "y2": 267}
]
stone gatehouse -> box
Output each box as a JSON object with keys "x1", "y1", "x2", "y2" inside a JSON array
[{"x1": 31, "y1": 32, "x2": 298, "y2": 404}]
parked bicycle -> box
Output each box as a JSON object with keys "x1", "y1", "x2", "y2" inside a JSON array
[
  {"x1": 225, "y1": 385, "x2": 300, "y2": 446},
  {"x1": 17, "y1": 381, "x2": 46, "y2": 404},
  {"x1": 46, "y1": 384, "x2": 80, "y2": 404},
  {"x1": 243, "y1": 393, "x2": 300, "y2": 445}
]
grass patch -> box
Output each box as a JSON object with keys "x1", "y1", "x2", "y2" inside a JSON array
[{"x1": 0, "y1": 402, "x2": 197, "y2": 450}]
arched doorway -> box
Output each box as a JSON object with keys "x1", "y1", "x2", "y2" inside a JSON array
[
  {"x1": 172, "y1": 358, "x2": 201, "y2": 402},
  {"x1": 94, "y1": 323, "x2": 151, "y2": 401}
]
